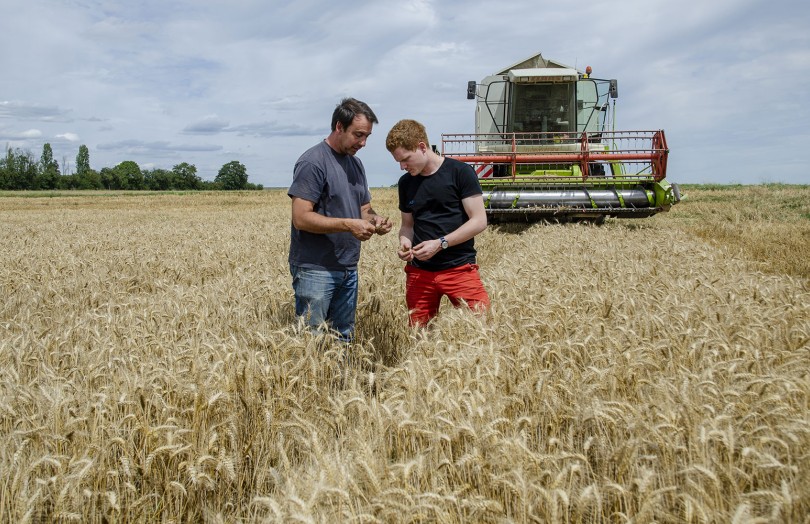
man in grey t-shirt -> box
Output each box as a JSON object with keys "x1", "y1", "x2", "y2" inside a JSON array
[{"x1": 288, "y1": 97, "x2": 392, "y2": 342}]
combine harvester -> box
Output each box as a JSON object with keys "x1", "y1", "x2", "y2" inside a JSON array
[{"x1": 441, "y1": 52, "x2": 681, "y2": 222}]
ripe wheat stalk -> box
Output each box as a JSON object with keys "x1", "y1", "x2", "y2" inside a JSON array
[{"x1": 0, "y1": 187, "x2": 808, "y2": 522}]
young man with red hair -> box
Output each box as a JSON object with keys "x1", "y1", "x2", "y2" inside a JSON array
[{"x1": 385, "y1": 119, "x2": 490, "y2": 326}]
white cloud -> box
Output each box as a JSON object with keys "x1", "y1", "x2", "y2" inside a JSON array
[
  {"x1": 0, "y1": 0, "x2": 808, "y2": 185},
  {"x1": 0, "y1": 128, "x2": 42, "y2": 140},
  {"x1": 56, "y1": 133, "x2": 80, "y2": 142}
]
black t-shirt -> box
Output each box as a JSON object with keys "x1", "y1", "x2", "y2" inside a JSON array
[{"x1": 398, "y1": 157, "x2": 483, "y2": 271}]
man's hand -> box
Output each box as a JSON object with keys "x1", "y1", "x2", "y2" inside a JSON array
[
  {"x1": 398, "y1": 239, "x2": 414, "y2": 262},
  {"x1": 347, "y1": 218, "x2": 377, "y2": 241},
  {"x1": 411, "y1": 239, "x2": 442, "y2": 261},
  {"x1": 371, "y1": 215, "x2": 393, "y2": 235}
]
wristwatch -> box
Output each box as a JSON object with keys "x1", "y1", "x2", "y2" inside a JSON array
[{"x1": 439, "y1": 236, "x2": 449, "y2": 249}]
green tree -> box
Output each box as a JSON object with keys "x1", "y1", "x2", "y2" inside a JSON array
[
  {"x1": 0, "y1": 147, "x2": 38, "y2": 189},
  {"x1": 99, "y1": 167, "x2": 116, "y2": 189},
  {"x1": 143, "y1": 168, "x2": 175, "y2": 190},
  {"x1": 76, "y1": 145, "x2": 90, "y2": 175},
  {"x1": 57, "y1": 173, "x2": 79, "y2": 190},
  {"x1": 40, "y1": 142, "x2": 55, "y2": 168},
  {"x1": 172, "y1": 162, "x2": 202, "y2": 190},
  {"x1": 215, "y1": 160, "x2": 248, "y2": 190},
  {"x1": 114, "y1": 161, "x2": 143, "y2": 190},
  {"x1": 38, "y1": 143, "x2": 60, "y2": 189},
  {"x1": 0, "y1": 150, "x2": 10, "y2": 189},
  {"x1": 76, "y1": 169, "x2": 102, "y2": 189}
]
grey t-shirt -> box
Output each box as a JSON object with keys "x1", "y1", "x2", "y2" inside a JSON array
[{"x1": 288, "y1": 140, "x2": 372, "y2": 271}]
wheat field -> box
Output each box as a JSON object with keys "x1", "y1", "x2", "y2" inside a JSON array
[{"x1": 1, "y1": 186, "x2": 808, "y2": 523}]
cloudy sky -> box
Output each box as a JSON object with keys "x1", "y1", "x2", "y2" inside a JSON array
[{"x1": 2, "y1": 0, "x2": 808, "y2": 187}]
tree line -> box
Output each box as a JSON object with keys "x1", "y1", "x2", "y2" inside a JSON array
[{"x1": 0, "y1": 143, "x2": 263, "y2": 191}]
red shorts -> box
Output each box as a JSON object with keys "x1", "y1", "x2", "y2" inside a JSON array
[{"x1": 404, "y1": 263, "x2": 490, "y2": 326}]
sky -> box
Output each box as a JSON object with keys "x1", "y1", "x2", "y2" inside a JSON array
[{"x1": 2, "y1": 0, "x2": 809, "y2": 188}]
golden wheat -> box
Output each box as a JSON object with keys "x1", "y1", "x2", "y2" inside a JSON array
[{"x1": 0, "y1": 187, "x2": 808, "y2": 522}]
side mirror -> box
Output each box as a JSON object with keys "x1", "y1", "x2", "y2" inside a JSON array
[
  {"x1": 609, "y1": 79, "x2": 619, "y2": 99},
  {"x1": 467, "y1": 81, "x2": 476, "y2": 100}
]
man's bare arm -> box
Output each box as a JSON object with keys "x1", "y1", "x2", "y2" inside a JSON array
[
  {"x1": 397, "y1": 211, "x2": 415, "y2": 261},
  {"x1": 291, "y1": 197, "x2": 376, "y2": 240}
]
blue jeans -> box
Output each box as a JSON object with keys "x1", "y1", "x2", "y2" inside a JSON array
[{"x1": 290, "y1": 264, "x2": 358, "y2": 342}]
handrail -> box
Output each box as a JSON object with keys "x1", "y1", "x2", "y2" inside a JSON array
[{"x1": 441, "y1": 130, "x2": 669, "y2": 181}]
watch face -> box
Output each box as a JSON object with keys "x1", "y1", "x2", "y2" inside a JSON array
[{"x1": 441, "y1": 239, "x2": 449, "y2": 249}]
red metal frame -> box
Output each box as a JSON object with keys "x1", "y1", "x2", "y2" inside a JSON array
[{"x1": 441, "y1": 130, "x2": 669, "y2": 181}]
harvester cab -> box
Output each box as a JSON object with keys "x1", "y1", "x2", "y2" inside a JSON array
[{"x1": 442, "y1": 52, "x2": 681, "y2": 222}]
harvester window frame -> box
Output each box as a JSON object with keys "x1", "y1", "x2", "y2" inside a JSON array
[
  {"x1": 577, "y1": 78, "x2": 615, "y2": 134},
  {"x1": 508, "y1": 82, "x2": 576, "y2": 135},
  {"x1": 576, "y1": 79, "x2": 599, "y2": 133},
  {"x1": 481, "y1": 79, "x2": 510, "y2": 135}
]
